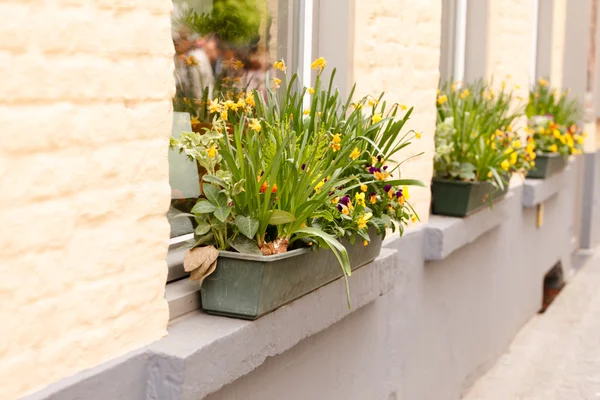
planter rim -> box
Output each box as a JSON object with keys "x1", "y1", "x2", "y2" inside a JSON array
[
  {"x1": 432, "y1": 178, "x2": 496, "y2": 186},
  {"x1": 535, "y1": 152, "x2": 565, "y2": 159},
  {"x1": 218, "y1": 247, "x2": 312, "y2": 262}
]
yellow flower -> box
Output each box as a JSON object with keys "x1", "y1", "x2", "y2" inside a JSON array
[
  {"x1": 208, "y1": 100, "x2": 222, "y2": 114},
  {"x1": 504, "y1": 147, "x2": 514, "y2": 155},
  {"x1": 370, "y1": 194, "x2": 377, "y2": 204},
  {"x1": 510, "y1": 152, "x2": 518, "y2": 165},
  {"x1": 553, "y1": 129, "x2": 561, "y2": 139},
  {"x1": 451, "y1": 83, "x2": 457, "y2": 91},
  {"x1": 220, "y1": 110, "x2": 228, "y2": 121},
  {"x1": 538, "y1": 78, "x2": 549, "y2": 87},
  {"x1": 576, "y1": 136, "x2": 584, "y2": 144},
  {"x1": 273, "y1": 60, "x2": 286, "y2": 73},
  {"x1": 549, "y1": 144, "x2": 558, "y2": 153},
  {"x1": 352, "y1": 102, "x2": 363, "y2": 110},
  {"x1": 357, "y1": 212, "x2": 373, "y2": 229},
  {"x1": 460, "y1": 89, "x2": 470, "y2": 99},
  {"x1": 272, "y1": 77, "x2": 282, "y2": 89},
  {"x1": 400, "y1": 104, "x2": 408, "y2": 110},
  {"x1": 501, "y1": 160, "x2": 510, "y2": 171},
  {"x1": 513, "y1": 139, "x2": 521, "y2": 149},
  {"x1": 185, "y1": 55, "x2": 198, "y2": 66},
  {"x1": 350, "y1": 147, "x2": 361, "y2": 160},
  {"x1": 331, "y1": 197, "x2": 339, "y2": 204},
  {"x1": 190, "y1": 116, "x2": 200, "y2": 128},
  {"x1": 531, "y1": 161, "x2": 535, "y2": 167},
  {"x1": 487, "y1": 171, "x2": 493, "y2": 178},
  {"x1": 342, "y1": 207, "x2": 350, "y2": 215},
  {"x1": 331, "y1": 133, "x2": 342, "y2": 152},
  {"x1": 415, "y1": 132, "x2": 422, "y2": 139},
  {"x1": 233, "y1": 60, "x2": 244, "y2": 70},
  {"x1": 360, "y1": 184, "x2": 368, "y2": 192},
  {"x1": 314, "y1": 180, "x2": 325, "y2": 191},
  {"x1": 372, "y1": 113, "x2": 383, "y2": 124},
  {"x1": 572, "y1": 148, "x2": 582, "y2": 155},
  {"x1": 311, "y1": 57, "x2": 327, "y2": 72},
  {"x1": 368, "y1": 97, "x2": 379, "y2": 107},
  {"x1": 245, "y1": 93, "x2": 255, "y2": 107},
  {"x1": 374, "y1": 171, "x2": 389, "y2": 181},
  {"x1": 355, "y1": 192, "x2": 366, "y2": 207},
  {"x1": 411, "y1": 215, "x2": 418, "y2": 223},
  {"x1": 403, "y1": 186, "x2": 410, "y2": 200},
  {"x1": 249, "y1": 118, "x2": 261, "y2": 132},
  {"x1": 207, "y1": 145, "x2": 217, "y2": 158},
  {"x1": 307, "y1": 87, "x2": 315, "y2": 95},
  {"x1": 388, "y1": 189, "x2": 394, "y2": 199},
  {"x1": 224, "y1": 100, "x2": 238, "y2": 111},
  {"x1": 304, "y1": 109, "x2": 311, "y2": 116},
  {"x1": 559, "y1": 135, "x2": 567, "y2": 145},
  {"x1": 363, "y1": 240, "x2": 369, "y2": 247},
  {"x1": 515, "y1": 84, "x2": 521, "y2": 89},
  {"x1": 437, "y1": 95, "x2": 448, "y2": 105}
]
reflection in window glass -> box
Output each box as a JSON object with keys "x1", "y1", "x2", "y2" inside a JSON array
[{"x1": 168, "y1": 0, "x2": 297, "y2": 238}]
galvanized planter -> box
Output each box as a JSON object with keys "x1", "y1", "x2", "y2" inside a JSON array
[
  {"x1": 200, "y1": 232, "x2": 383, "y2": 320},
  {"x1": 431, "y1": 178, "x2": 509, "y2": 217},
  {"x1": 526, "y1": 153, "x2": 567, "y2": 179}
]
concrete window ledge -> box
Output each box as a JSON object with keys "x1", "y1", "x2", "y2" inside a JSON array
[
  {"x1": 522, "y1": 162, "x2": 570, "y2": 208},
  {"x1": 147, "y1": 247, "x2": 399, "y2": 399},
  {"x1": 424, "y1": 192, "x2": 517, "y2": 261},
  {"x1": 26, "y1": 245, "x2": 404, "y2": 400}
]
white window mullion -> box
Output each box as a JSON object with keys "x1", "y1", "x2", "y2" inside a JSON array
[{"x1": 454, "y1": 0, "x2": 468, "y2": 83}]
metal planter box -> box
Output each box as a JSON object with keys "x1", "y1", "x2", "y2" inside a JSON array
[
  {"x1": 200, "y1": 233, "x2": 383, "y2": 320},
  {"x1": 431, "y1": 179, "x2": 509, "y2": 217},
  {"x1": 526, "y1": 153, "x2": 567, "y2": 179}
]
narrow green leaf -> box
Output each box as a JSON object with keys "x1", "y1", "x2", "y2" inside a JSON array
[{"x1": 268, "y1": 210, "x2": 296, "y2": 225}]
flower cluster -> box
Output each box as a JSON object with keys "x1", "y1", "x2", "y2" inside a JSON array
[
  {"x1": 526, "y1": 78, "x2": 584, "y2": 156},
  {"x1": 435, "y1": 79, "x2": 533, "y2": 186}
]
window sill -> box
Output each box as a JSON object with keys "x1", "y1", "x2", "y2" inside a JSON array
[
  {"x1": 152, "y1": 246, "x2": 400, "y2": 399},
  {"x1": 424, "y1": 191, "x2": 518, "y2": 261},
  {"x1": 522, "y1": 163, "x2": 569, "y2": 208}
]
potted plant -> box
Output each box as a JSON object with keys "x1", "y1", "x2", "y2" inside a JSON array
[
  {"x1": 432, "y1": 80, "x2": 535, "y2": 217},
  {"x1": 170, "y1": 58, "x2": 424, "y2": 319},
  {"x1": 525, "y1": 78, "x2": 585, "y2": 179}
]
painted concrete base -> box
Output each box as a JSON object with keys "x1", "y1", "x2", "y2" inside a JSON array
[
  {"x1": 581, "y1": 151, "x2": 600, "y2": 249},
  {"x1": 205, "y1": 182, "x2": 575, "y2": 400},
  {"x1": 24, "y1": 163, "x2": 582, "y2": 400}
]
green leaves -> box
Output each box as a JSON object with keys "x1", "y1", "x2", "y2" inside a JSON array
[
  {"x1": 235, "y1": 215, "x2": 259, "y2": 239},
  {"x1": 213, "y1": 206, "x2": 231, "y2": 222},
  {"x1": 191, "y1": 200, "x2": 216, "y2": 214},
  {"x1": 203, "y1": 183, "x2": 227, "y2": 207},
  {"x1": 268, "y1": 210, "x2": 296, "y2": 225}
]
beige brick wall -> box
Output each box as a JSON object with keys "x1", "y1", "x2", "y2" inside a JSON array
[
  {"x1": 486, "y1": 0, "x2": 534, "y2": 131},
  {"x1": 0, "y1": 0, "x2": 173, "y2": 398},
  {"x1": 353, "y1": 0, "x2": 442, "y2": 222}
]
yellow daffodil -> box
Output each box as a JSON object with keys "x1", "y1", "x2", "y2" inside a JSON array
[
  {"x1": 403, "y1": 186, "x2": 410, "y2": 200},
  {"x1": 311, "y1": 57, "x2": 327, "y2": 72},
  {"x1": 460, "y1": 89, "x2": 470, "y2": 99},
  {"x1": 331, "y1": 133, "x2": 342, "y2": 152},
  {"x1": 307, "y1": 87, "x2": 315, "y2": 95},
  {"x1": 372, "y1": 113, "x2": 383, "y2": 124},
  {"x1": 303, "y1": 109, "x2": 311, "y2": 116},
  {"x1": 249, "y1": 118, "x2": 261, "y2": 132},
  {"x1": 208, "y1": 100, "x2": 221, "y2": 114},
  {"x1": 220, "y1": 110, "x2": 228, "y2": 121},
  {"x1": 273, "y1": 60, "x2": 286, "y2": 73},
  {"x1": 411, "y1": 215, "x2": 418, "y2": 223},
  {"x1": 415, "y1": 132, "x2": 422, "y2": 139},
  {"x1": 437, "y1": 95, "x2": 448, "y2": 105},
  {"x1": 538, "y1": 78, "x2": 549, "y2": 87},
  {"x1": 350, "y1": 148, "x2": 361, "y2": 160},
  {"x1": 272, "y1": 77, "x2": 282, "y2": 89},
  {"x1": 400, "y1": 104, "x2": 408, "y2": 110},
  {"x1": 245, "y1": 93, "x2": 255, "y2": 107},
  {"x1": 352, "y1": 102, "x2": 363, "y2": 110},
  {"x1": 368, "y1": 97, "x2": 379, "y2": 107},
  {"x1": 207, "y1": 145, "x2": 217, "y2": 158},
  {"x1": 190, "y1": 116, "x2": 200, "y2": 128}
]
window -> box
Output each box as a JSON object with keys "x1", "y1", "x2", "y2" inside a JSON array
[{"x1": 168, "y1": 0, "x2": 304, "y2": 240}]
